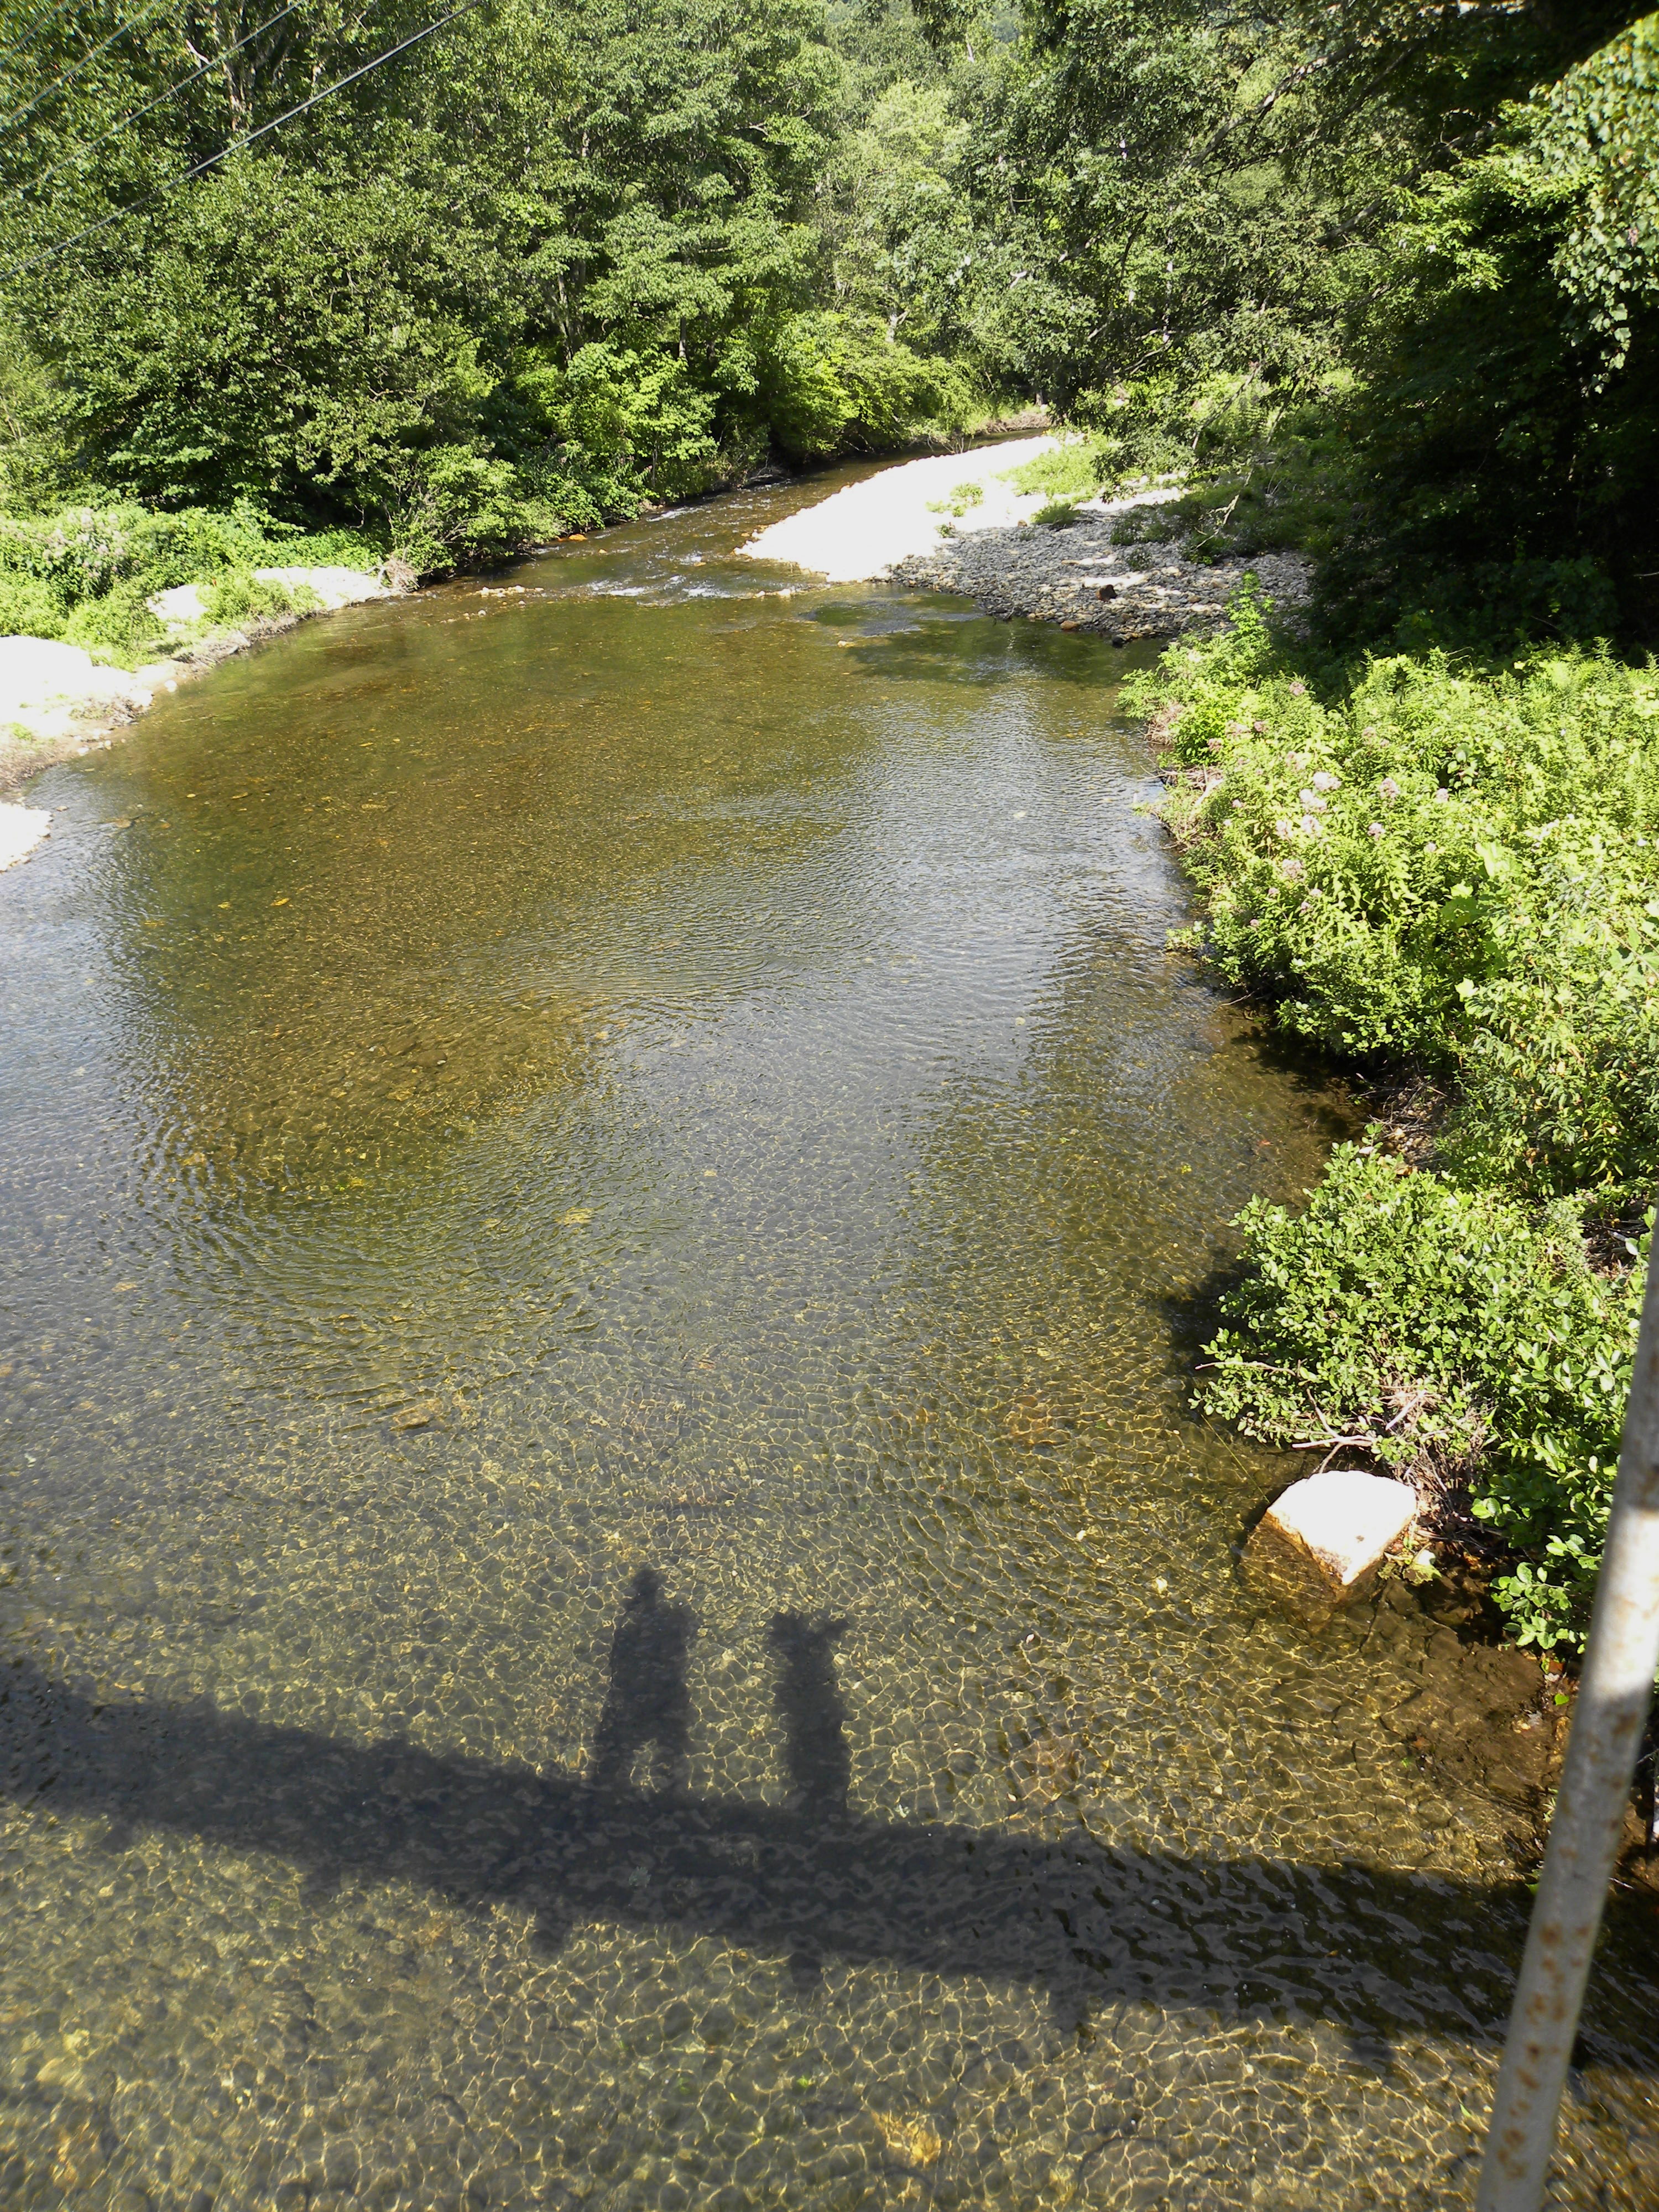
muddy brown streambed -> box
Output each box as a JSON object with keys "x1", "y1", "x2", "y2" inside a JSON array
[{"x1": 2, "y1": 477, "x2": 1655, "y2": 2209}]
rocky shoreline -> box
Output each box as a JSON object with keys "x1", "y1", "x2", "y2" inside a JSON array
[
  {"x1": 889, "y1": 495, "x2": 1311, "y2": 641},
  {"x1": 739, "y1": 437, "x2": 1311, "y2": 640}
]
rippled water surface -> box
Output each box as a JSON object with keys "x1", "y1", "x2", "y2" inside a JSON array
[{"x1": 3, "y1": 476, "x2": 1656, "y2": 2209}]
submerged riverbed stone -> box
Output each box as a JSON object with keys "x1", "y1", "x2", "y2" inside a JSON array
[
  {"x1": 1245, "y1": 1470, "x2": 1417, "y2": 1624},
  {"x1": 873, "y1": 2111, "x2": 943, "y2": 2168}
]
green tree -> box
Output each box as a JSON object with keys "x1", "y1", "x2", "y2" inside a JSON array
[
  {"x1": 1319, "y1": 13, "x2": 1659, "y2": 646},
  {"x1": 0, "y1": 0, "x2": 968, "y2": 566}
]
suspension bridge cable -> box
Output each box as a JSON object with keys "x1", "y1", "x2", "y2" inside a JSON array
[
  {"x1": 0, "y1": 0, "x2": 180, "y2": 137},
  {"x1": 1, "y1": 0, "x2": 490, "y2": 282},
  {"x1": 3, "y1": 0, "x2": 309, "y2": 207}
]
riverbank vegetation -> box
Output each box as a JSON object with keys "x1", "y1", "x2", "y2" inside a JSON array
[
  {"x1": 1097, "y1": 6, "x2": 1658, "y2": 1656},
  {"x1": 3, "y1": 3, "x2": 1653, "y2": 618},
  {"x1": 0, "y1": 499, "x2": 380, "y2": 657},
  {"x1": 3, "y1": 0, "x2": 1657, "y2": 1645},
  {"x1": 1129, "y1": 609, "x2": 1658, "y2": 1650}
]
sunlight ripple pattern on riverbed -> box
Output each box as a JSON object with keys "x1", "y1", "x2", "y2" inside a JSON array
[{"x1": 1, "y1": 473, "x2": 1655, "y2": 2210}]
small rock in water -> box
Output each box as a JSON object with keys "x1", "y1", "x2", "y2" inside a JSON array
[
  {"x1": 1244, "y1": 1469, "x2": 1416, "y2": 1625},
  {"x1": 873, "y1": 2111, "x2": 943, "y2": 2167}
]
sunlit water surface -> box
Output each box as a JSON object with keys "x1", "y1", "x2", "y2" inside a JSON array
[{"x1": 3, "y1": 476, "x2": 1656, "y2": 2209}]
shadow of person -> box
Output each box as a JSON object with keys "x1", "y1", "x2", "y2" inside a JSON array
[
  {"x1": 590, "y1": 1567, "x2": 697, "y2": 1794},
  {"x1": 768, "y1": 1612, "x2": 850, "y2": 1818}
]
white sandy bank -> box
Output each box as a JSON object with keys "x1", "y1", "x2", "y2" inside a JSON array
[
  {"x1": 0, "y1": 799, "x2": 49, "y2": 868},
  {"x1": 0, "y1": 635, "x2": 169, "y2": 743},
  {"x1": 0, "y1": 640, "x2": 190, "y2": 869},
  {"x1": 739, "y1": 436, "x2": 1060, "y2": 582}
]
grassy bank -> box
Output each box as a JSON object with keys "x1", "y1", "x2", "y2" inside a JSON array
[
  {"x1": 0, "y1": 498, "x2": 385, "y2": 667},
  {"x1": 1128, "y1": 593, "x2": 1659, "y2": 1652}
]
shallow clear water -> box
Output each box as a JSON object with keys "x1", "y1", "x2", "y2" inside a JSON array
[{"x1": 2, "y1": 477, "x2": 1656, "y2": 2210}]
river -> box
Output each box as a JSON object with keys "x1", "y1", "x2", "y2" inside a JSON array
[{"x1": 2, "y1": 476, "x2": 1655, "y2": 2208}]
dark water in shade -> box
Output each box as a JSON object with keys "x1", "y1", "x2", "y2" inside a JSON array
[{"x1": 2, "y1": 472, "x2": 1656, "y2": 2210}]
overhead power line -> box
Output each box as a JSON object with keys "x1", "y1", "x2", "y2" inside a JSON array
[
  {"x1": 0, "y1": 0, "x2": 86, "y2": 73},
  {"x1": 2, "y1": 0, "x2": 490, "y2": 283},
  {"x1": 3, "y1": 0, "x2": 309, "y2": 208},
  {"x1": 0, "y1": 0, "x2": 180, "y2": 137}
]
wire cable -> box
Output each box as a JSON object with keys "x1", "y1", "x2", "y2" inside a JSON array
[
  {"x1": 0, "y1": 0, "x2": 180, "y2": 136},
  {"x1": 2, "y1": 0, "x2": 490, "y2": 282},
  {"x1": 0, "y1": 0, "x2": 87, "y2": 73},
  {"x1": 2, "y1": 0, "x2": 308, "y2": 206}
]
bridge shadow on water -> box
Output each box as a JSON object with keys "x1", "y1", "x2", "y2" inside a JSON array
[{"x1": 4, "y1": 1566, "x2": 1656, "y2": 2075}]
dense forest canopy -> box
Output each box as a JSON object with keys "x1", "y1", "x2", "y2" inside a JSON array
[{"x1": 0, "y1": 0, "x2": 1653, "y2": 638}]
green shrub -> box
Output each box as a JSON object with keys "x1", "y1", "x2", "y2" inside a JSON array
[
  {"x1": 272, "y1": 523, "x2": 386, "y2": 568},
  {"x1": 375, "y1": 447, "x2": 526, "y2": 579},
  {"x1": 1443, "y1": 848, "x2": 1659, "y2": 1206},
  {"x1": 759, "y1": 311, "x2": 977, "y2": 460},
  {"x1": 1130, "y1": 603, "x2": 1659, "y2": 1088},
  {"x1": 61, "y1": 578, "x2": 174, "y2": 660},
  {"x1": 200, "y1": 571, "x2": 312, "y2": 624},
  {"x1": 998, "y1": 439, "x2": 1109, "y2": 501},
  {"x1": 505, "y1": 341, "x2": 724, "y2": 530},
  {"x1": 927, "y1": 481, "x2": 983, "y2": 519},
  {"x1": 1137, "y1": 594, "x2": 1659, "y2": 1650},
  {"x1": 0, "y1": 571, "x2": 66, "y2": 637},
  {"x1": 1203, "y1": 1144, "x2": 1644, "y2": 1649}
]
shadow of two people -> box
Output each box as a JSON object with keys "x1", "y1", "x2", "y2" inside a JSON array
[
  {"x1": 591, "y1": 1566, "x2": 848, "y2": 1814},
  {"x1": 6, "y1": 1565, "x2": 1657, "y2": 2072}
]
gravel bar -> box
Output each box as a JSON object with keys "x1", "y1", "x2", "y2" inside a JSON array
[{"x1": 889, "y1": 493, "x2": 1311, "y2": 641}]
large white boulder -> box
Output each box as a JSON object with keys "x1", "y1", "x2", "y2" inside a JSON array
[
  {"x1": 0, "y1": 636, "x2": 147, "y2": 721},
  {"x1": 1244, "y1": 1468, "x2": 1417, "y2": 1625},
  {"x1": 148, "y1": 583, "x2": 207, "y2": 623},
  {"x1": 254, "y1": 564, "x2": 391, "y2": 609}
]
